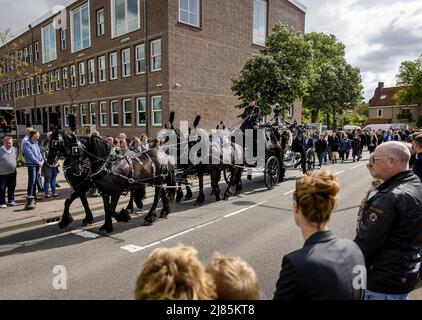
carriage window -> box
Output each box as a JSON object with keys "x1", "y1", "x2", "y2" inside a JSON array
[
  {"x1": 99, "y1": 101, "x2": 107, "y2": 127},
  {"x1": 136, "y1": 97, "x2": 146, "y2": 126},
  {"x1": 63, "y1": 105, "x2": 70, "y2": 127},
  {"x1": 151, "y1": 95, "x2": 162, "y2": 126},
  {"x1": 111, "y1": 100, "x2": 119, "y2": 126},
  {"x1": 123, "y1": 99, "x2": 132, "y2": 126}
]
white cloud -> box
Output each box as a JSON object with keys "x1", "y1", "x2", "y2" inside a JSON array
[{"x1": 301, "y1": 0, "x2": 422, "y2": 101}]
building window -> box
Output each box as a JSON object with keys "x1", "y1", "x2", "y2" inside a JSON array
[
  {"x1": 122, "y1": 48, "x2": 131, "y2": 77},
  {"x1": 89, "y1": 102, "x2": 96, "y2": 125},
  {"x1": 62, "y1": 67, "x2": 68, "y2": 89},
  {"x1": 123, "y1": 99, "x2": 132, "y2": 126},
  {"x1": 0, "y1": 86, "x2": 3, "y2": 102},
  {"x1": 99, "y1": 101, "x2": 107, "y2": 126},
  {"x1": 23, "y1": 47, "x2": 28, "y2": 63},
  {"x1": 98, "y1": 56, "x2": 106, "y2": 82},
  {"x1": 71, "y1": 2, "x2": 91, "y2": 53},
  {"x1": 41, "y1": 23, "x2": 57, "y2": 63},
  {"x1": 377, "y1": 109, "x2": 383, "y2": 118},
  {"x1": 287, "y1": 104, "x2": 293, "y2": 117},
  {"x1": 28, "y1": 44, "x2": 33, "y2": 64},
  {"x1": 111, "y1": 100, "x2": 119, "y2": 126},
  {"x1": 30, "y1": 79, "x2": 35, "y2": 95},
  {"x1": 36, "y1": 75, "x2": 41, "y2": 94},
  {"x1": 109, "y1": 52, "x2": 117, "y2": 80},
  {"x1": 16, "y1": 81, "x2": 20, "y2": 97},
  {"x1": 80, "y1": 103, "x2": 88, "y2": 125},
  {"x1": 380, "y1": 95, "x2": 387, "y2": 100},
  {"x1": 88, "y1": 59, "x2": 95, "y2": 84},
  {"x1": 135, "y1": 43, "x2": 145, "y2": 74},
  {"x1": 253, "y1": 0, "x2": 267, "y2": 46},
  {"x1": 21, "y1": 80, "x2": 25, "y2": 96},
  {"x1": 42, "y1": 74, "x2": 48, "y2": 93},
  {"x1": 179, "y1": 0, "x2": 200, "y2": 27},
  {"x1": 70, "y1": 65, "x2": 77, "y2": 87},
  {"x1": 79, "y1": 62, "x2": 86, "y2": 85},
  {"x1": 136, "y1": 97, "x2": 146, "y2": 126},
  {"x1": 61, "y1": 29, "x2": 67, "y2": 50},
  {"x1": 152, "y1": 95, "x2": 162, "y2": 126},
  {"x1": 151, "y1": 39, "x2": 161, "y2": 72},
  {"x1": 34, "y1": 42, "x2": 39, "y2": 61},
  {"x1": 97, "y1": 8, "x2": 105, "y2": 36},
  {"x1": 55, "y1": 69, "x2": 61, "y2": 90},
  {"x1": 64, "y1": 105, "x2": 70, "y2": 127},
  {"x1": 111, "y1": 0, "x2": 140, "y2": 38},
  {"x1": 48, "y1": 72, "x2": 54, "y2": 92}
]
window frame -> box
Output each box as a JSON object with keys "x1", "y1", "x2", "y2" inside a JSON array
[
  {"x1": 136, "y1": 96, "x2": 146, "y2": 126},
  {"x1": 135, "y1": 43, "x2": 145, "y2": 75},
  {"x1": 88, "y1": 59, "x2": 96, "y2": 84},
  {"x1": 89, "y1": 102, "x2": 97, "y2": 125},
  {"x1": 97, "y1": 8, "x2": 105, "y2": 36},
  {"x1": 178, "y1": 0, "x2": 200, "y2": 28},
  {"x1": 70, "y1": 65, "x2": 77, "y2": 87},
  {"x1": 110, "y1": 0, "x2": 141, "y2": 38},
  {"x1": 41, "y1": 22, "x2": 57, "y2": 64},
  {"x1": 80, "y1": 103, "x2": 89, "y2": 125},
  {"x1": 63, "y1": 105, "x2": 70, "y2": 127},
  {"x1": 55, "y1": 69, "x2": 61, "y2": 90},
  {"x1": 79, "y1": 61, "x2": 86, "y2": 86},
  {"x1": 62, "y1": 67, "x2": 68, "y2": 89},
  {"x1": 109, "y1": 52, "x2": 118, "y2": 80},
  {"x1": 61, "y1": 28, "x2": 67, "y2": 50},
  {"x1": 70, "y1": 1, "x2": 91, "y2": 53},
  {"x1": 252, "y1": 0, "x2": 268, "y2": 47},
  {"x1": 110, "y1": 100, "x2": 119, "y2": 127},
  {"x1": 151, "y1": 39, "x2": 161, "y2": 72},
  {"x1": 377, "y1": 109, "x2": 383, "y2": 118},
  {"x1": 122, "y1": 48, "x2": 131, "y2": 77},
  {"x1": 98, "y1": 56, "x2": 106, "y2": 82},
  {"x1": 99, "y1": 101, "x2": 108, "y2": 127},
  {"x1": 151, "y1": 95, "x2": 162, "y2": 126},
  {"x1": 123, "y1": 98, "x2": 132, "y2": 126}
]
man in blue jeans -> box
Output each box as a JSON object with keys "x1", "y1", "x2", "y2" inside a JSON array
[
  {"x1": 355, "y1": 142, "x2": 422, "y2": 300},
  {"x1": 22, "y1": 130, "x2": 43, "y2": 210}
]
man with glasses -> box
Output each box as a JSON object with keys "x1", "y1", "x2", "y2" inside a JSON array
[{"x1": 355, "y1": 141, "x2": 422, "y2": 300}]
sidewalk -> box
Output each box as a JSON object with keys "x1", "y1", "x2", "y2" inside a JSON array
[{"x1": 0, "y1": 166, "x2": 189, "y2": 234}]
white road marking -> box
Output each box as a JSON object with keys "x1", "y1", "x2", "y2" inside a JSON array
[
  {"x1": 121, "y1": 201, "x2": 267, "y2": 253},
  {"x1": 350, "y1": 163, "x2": 365, "y2": 170},
  {"x1": 71, "y1": 229, "x2": 99, "y2": 239},
  {"x1": 283, "y1": 190, "x2": 295, "y2": 195},
  {"x1": 334, "y1": 171, "x2": 345, "y2": 176},
  {"x1": 121, "y1": 245, "x2": 144, "y2": 253}
]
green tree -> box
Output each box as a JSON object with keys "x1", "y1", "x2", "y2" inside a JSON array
[
  {"x1": 303, "y1": 32, "x2": 363, "y2": 129},
  {"x1": 394, "y1": 55, "x2": 422, "y2": 105},
  {"x1": 232, "y1": 23, "x2": 311, "y2": 116}
]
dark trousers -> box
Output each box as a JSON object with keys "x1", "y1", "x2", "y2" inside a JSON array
[
  {"x1": 317, "y1": 151, "x2": 327, "y2": 167},
  {"x1": 0, "y1": 171, "x2": 17, "y2": 205},
  {"x1": 27, "y1": 166, "x2": 40, "y2": 198}
]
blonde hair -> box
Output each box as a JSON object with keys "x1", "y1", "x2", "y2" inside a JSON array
[
  {"x1": 294, "y1": 170, "x2": 340, "y2": 228},
  {"x1": 134, "y1": 245, "x2": 216, "y2": 300},
  {"x1": 206, "y1": 253, "x2": 260, "y2": 300}
]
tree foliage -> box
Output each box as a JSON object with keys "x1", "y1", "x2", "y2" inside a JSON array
[
  {"x1": 232, "y1": 23, "x2": 311, "y2": 115},
  {"x1": 302, "y1": 32, "x2": 363, "y2": 128},
  {"x1": 394, "y1": 55, "x2": 422, "y2": 105}
]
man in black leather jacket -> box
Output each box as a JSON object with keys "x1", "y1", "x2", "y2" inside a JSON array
[{"x1": 355, "y1": 141, "x2": 422, "y2": 300}]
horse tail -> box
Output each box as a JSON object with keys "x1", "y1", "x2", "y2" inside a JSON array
[
  {"x1": 134, "y1": 186, "x2": 146, "y2": 209},
  {"x1": 165, "y1": 169, "x2": 177, "y2": 206}
]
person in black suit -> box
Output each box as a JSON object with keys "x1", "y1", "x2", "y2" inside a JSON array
[
  {"x1": 273, "y1": 170, "x2": 365, "y2": 300},
  {"x1": 412, "y1": 134, "x2": 422, "y2": 180}
]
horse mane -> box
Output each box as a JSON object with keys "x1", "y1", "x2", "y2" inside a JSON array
[{"x1": 89, "y1": 135, "x2": 112, "y2": 157}]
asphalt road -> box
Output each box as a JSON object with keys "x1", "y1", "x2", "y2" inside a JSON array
[{"x1": 0, "y1": 152, "x2": 421, "y2": 300}]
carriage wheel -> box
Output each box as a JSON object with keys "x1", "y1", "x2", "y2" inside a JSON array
[
  {"x1": 264, "y1": 156, "x2": 280, "y2": 190},
  {"x1": 223, "y1": 167, "x2": 232, "y2": 185},
  {"x1": 305, "y1": 150, "x2": 316, "y2": 176}
]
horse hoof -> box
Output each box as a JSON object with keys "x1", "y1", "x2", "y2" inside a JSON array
[
  {"x1": 59, "y1": 216, "x2": 73, "y2": 229},
  {"x1": 143, "y1": 219, "x2": 153, "y2": 226},
  {"x1": 99, "y1": 227, "x2": 112, "y2": 235},
  {"x1": 185, "y1": 195, "x2": 192, "y2": 200}
]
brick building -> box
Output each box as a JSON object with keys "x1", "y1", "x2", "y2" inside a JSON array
[
  {"x1": 0, "y1": 0, "x2": 306, "y2": 138},
  {"x1": 368, "y1": 82, "x2": 421, "y2": 128}
]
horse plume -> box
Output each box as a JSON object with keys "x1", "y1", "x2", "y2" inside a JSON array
[{"x1": 193, "y1": 115, "x2": 201, "y2": 129}]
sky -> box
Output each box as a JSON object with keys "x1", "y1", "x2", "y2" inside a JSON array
[{"x1": 1, "y1": 0, "x2": 421, "y2": 102}]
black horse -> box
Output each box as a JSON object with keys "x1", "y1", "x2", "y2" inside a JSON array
[
  {"x1": 78, "y1": 135, "x2": 176, "y2": 229},
  {"x1": 46, "y1": 130, "x2": 143, "y2": 230}
]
